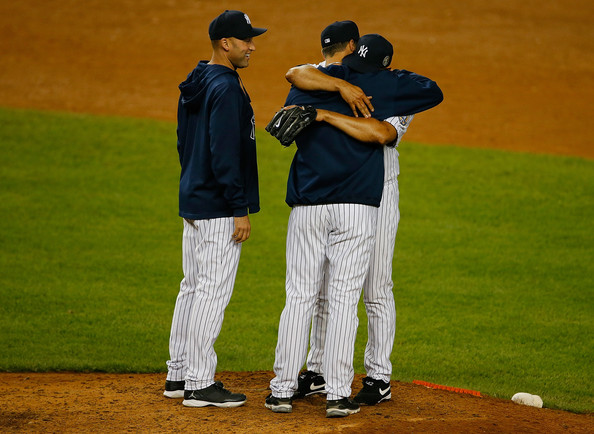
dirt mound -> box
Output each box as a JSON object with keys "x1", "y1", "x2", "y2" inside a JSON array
[{"x1": 1, "y1": 372, "x2": 592, "y2": 433}]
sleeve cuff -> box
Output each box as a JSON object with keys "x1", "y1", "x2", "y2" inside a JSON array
[{"x1": 233, "y1": 208, "x2": 248, "y2": 217}]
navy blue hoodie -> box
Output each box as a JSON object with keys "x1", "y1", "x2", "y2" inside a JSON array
[
  {"x1": 177, "y1": 61, "x2": 260, "y2": 219},
  {"x1": 284, "y1": 65, "x2": 443, "y2": 208}
]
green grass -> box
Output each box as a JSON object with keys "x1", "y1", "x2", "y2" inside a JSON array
[
  {"x1": 369, "y1": 145, "x2": 594, "y2": 413},
  {"x1": 0, "y1": 107, "x2": 592, "y2": 413}
]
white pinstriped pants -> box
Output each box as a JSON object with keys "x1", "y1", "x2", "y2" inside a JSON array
[
  {"x1": 307, "y1": 179, "x2": 399, "y2": 383},
  {"x1": 270, "y1": 203, "x2": 378, "y2": 400},
  {"x1": 166, "y1": 217, "x2": 241, "y2": 390}
]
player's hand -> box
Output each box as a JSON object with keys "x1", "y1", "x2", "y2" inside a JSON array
[
  {"x1": 337, "y1": 81, "x2": 374, "y2": 118},
  {"x1": 232, "y1": 215, "x2": 251, "y2": 243}
]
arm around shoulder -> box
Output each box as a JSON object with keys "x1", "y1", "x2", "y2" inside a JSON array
[
  {"x1": 285, "y1": 64, "x2": 341, "y2": 92},
  {"x1": 286, "y1": 64, "x2": 374, "y2": 117},
  {"x1": 316, "y1": 109, "x2": 397, "y2": 146},
  {"x1": 397, "y1": 70, "x2": 444, "y2": 109}
]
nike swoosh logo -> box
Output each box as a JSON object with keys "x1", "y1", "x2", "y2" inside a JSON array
[
  {"x1": 379, "y1": 387, "x2": 390, "y2": 396},
  {"x1": 310, "y1": 383, "x2": 325, "y2": 391},
  {"x1": 275, "y1": 118, "x2": 282, "y2": 128}
]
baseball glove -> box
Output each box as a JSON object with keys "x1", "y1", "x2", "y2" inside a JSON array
[{"x1": 265, "y1": 105, "x2": 318, "y2": 147}]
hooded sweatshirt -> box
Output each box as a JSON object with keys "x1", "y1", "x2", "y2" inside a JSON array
[
  {"x1": 177, "y1": 61, "x2": 260, "y2": 220},
  {"x1": 284, "y1": 65, "x2": 442, "y2": 208}
]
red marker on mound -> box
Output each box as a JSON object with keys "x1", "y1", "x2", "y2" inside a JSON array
[{"x1": 413, "y1": 380, "x2": 482, "y2": 397}]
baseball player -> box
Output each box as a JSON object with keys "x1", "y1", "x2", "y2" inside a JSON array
[
  {"x1": 266, "y1": 33, "x2": 442, "y2": 417},
  {"x1": 287, "y1": 22, "x2": 442, "y2": 405},
  {"x1": 286, "y1": 25, "x2": 440, "y2": 406},
  {"x1": 164, "y1": 10, "x2": 266, "y2": 408},
  {"x1": 296, "y1": 111, "x2": 413, "y2": 405}
]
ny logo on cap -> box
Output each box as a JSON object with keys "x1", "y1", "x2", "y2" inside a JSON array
[
  {"x1": 244, "y1": 13, "x2": 251, "y2": 24},
  {"x1": 358, "y1": 45, "x2": 368, "y2": 57}
]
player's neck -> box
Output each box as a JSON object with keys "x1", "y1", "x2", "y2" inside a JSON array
[
  {"x1": 208, "y1": 51, "x2": 236, "y2": 71},
  {"x1": 324, "y1": 54, "x2": 343, "y2": 66},
  {"x1": 324, "y1": 51, "x2": 349, "y2": 66}
]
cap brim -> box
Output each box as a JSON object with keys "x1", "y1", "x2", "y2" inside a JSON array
[
  {"x1": 342, "y1": 53, "x2": 382, "y2": 73},
  {"x1": 225, "y1": 27, "x2": 267, "y2": 40},
  {"x1": 249, "y1": 27, "x2": 267, "y2": 37}
]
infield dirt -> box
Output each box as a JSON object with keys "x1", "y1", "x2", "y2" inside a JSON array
[
  {"x1": 0, "y1": 0, "x2": 592, "y2": 432},
  {"x1": 1, "y1": 372, "x2": 592, "y2": 433}
]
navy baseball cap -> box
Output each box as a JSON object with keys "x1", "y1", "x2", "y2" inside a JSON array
[
  {"x1": 342, "y1": 34, "x2": 393, "y2": 72},
  {"x1": 209, "y1": 10, "x2": 267, "y2": 40},
  {"x1": 320, "y1": 20, "x2": 359, "y2": 48}
]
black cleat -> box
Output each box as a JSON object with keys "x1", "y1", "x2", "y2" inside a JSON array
[
  {"x1": 264, "y1": 393, "x2": 293, "y2": 413},
  {"x1": 354, "y1": 376, "x2": 391, "y2": 405},
  {"x1": 326, "y1": 397, "x2": 360, "y2": 417},
  {"x1": 293, "y1": 370, "x2": 326, "y2": 399},
  {"x1": 163, "y1": 380, "x2": 185, "y2": 398},
  {"x1": 164, "y1": 380, "x2": 224, "y2": 399},
  {"x1": 182, "y1": 382, "x2": 246, "y2": 408}
]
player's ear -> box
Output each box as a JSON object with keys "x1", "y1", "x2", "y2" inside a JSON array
[
  {"x1": 220, "y1": 38, "x2": 231, "y2": 51},
  {"x1": 349, "y1": 40, "x2": 357, "y2": 53}
]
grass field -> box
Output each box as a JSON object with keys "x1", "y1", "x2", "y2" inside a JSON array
[{"x1": 0, "y1": 107, "x2": 592, "y2": 413}]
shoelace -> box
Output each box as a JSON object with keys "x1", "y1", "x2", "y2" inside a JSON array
[{"x1": 213, "y1": 382, "x2": 232, "y2": 395}]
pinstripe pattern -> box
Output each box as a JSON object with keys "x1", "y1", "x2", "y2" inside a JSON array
[
  {"x1": 306, "y1": 262, "x2": 329, "y2": 376},
  {"x1": 306, "y1": 115, "x2": 414, "y2": 383},
  {"x1": 271, "y1": 203, "x2": 377, "y2": 400},
  {"x1": 166, "y1": 217, "x2": 241, "y2": 390},
  {"x1": 361, "y1": 176, "x2": 398, "y2": 382}
]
